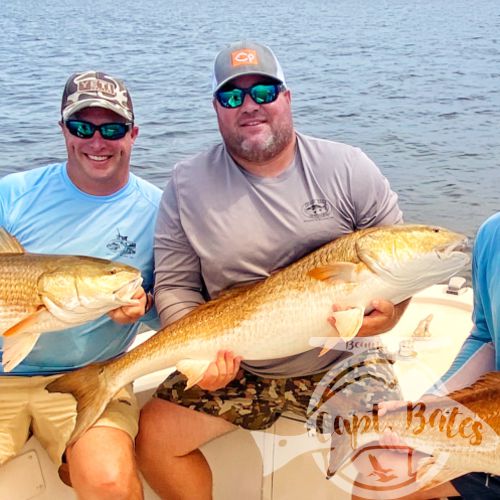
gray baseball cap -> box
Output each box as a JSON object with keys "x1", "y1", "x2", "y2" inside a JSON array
[
  {"x1": 61, "y1": 71, "x2": 134, "y2": 122},
  {"x1": 212, "y1": 41, "x2": 286, "y2": 94}
]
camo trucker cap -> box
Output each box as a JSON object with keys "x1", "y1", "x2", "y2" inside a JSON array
[
  {"x1": 61, "y1": 71, "x2": 134, "y2": 121},
  {"x1": 212, "y1": 41, "x2": 286, "y2": 93}
]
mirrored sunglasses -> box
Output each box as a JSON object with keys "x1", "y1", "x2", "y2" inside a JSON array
[
  {"x1": 215, "y1": 83, "x2": 284, "y2": 109},
  {"x1": 65, "y1": 120, "x2": 132, "y2": 140}
]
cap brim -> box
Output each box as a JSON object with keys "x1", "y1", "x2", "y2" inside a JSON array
[
  {"x1": 62, "y1": 99, "x2": 133, "y2": 121},
  {"x1": 212, "y1": 71, "x2": 285, "y2": 94}
]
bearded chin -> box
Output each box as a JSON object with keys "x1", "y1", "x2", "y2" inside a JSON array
[{"x1": 231, "y1": 122, "x2": 294, "y2": 163}]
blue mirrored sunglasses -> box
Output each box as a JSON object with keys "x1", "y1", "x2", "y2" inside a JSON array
[
  {"x1": 215, "y1": 83, "x2": 285, "y2": 109},
  {"x1": 65, "y1": 120, "x2": 132, "y2": 140}
]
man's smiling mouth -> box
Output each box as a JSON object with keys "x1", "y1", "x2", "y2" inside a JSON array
[{"x1": 87, "y1": 154, "x2": 111, "y2": 161}]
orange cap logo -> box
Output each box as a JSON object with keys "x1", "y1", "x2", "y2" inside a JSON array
[{"x1": 231, "y1": 49, "x2": 259, "y2": 67}]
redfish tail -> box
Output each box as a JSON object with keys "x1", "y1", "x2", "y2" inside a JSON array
[{"x1": 46, "y1": 363, "x2": 115, "y2": 444}]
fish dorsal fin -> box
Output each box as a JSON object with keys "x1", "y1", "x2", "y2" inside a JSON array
[
  {"x1": 446, "y1": 371, "x2": 500, "y2": 403},
  {"x1": 308, "y1": 263, "x2": 358, "y2": 283},
  {"x1": 194, "y1": 281, "x2": 262, "y2": 314},
  {"x1": 469, "y1": 370, "x2": 500, "y2": 387},
  {"x1": 215, "y1": 280, "x2": 260, "y2": 301},
  {"x1": 0, "y1": 227, "x2": 25, "y2": 254}
]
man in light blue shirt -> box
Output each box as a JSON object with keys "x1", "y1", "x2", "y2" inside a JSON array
[
  {"x1": 421, "y1": 212, "x2": 500, "y2": 499},
  {"x1": 0, "y1": 71, "x2": 161, "y2": 499},
  {"x1": 439, "y1": 212, "x2": 500, "y2": 382}
]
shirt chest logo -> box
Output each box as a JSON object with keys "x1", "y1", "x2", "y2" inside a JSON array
[
  {"x1": 106, "y1": 229, "x2": 137, "y2": 257},
  {"x1": 302, "y1": 199, "x2": 333, "y2": 220}
]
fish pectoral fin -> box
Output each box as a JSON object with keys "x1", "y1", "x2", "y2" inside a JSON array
[
  {"x1": 330, "y1": 307, "x2": 364, "y2": 340},
  {"x1": 0, "y1": 227, "x2": 25, "y2": 254},
  {"x1": 2, "y1": 332, "x2": 41, "y2": 372},
  {"x1": 316, "y1": 307, "x2": 365, "y2": 354},
  {"x1": 2, "y1": 306, "x2": 49, "y2": 337},
  {"x1": 1, "y1": 306, "x2": 58, "y2": 371},
  {"x1": 308, "y1": 263, "x2": 359, "y2": 283},
  {"x1": 176, "y1": 359, "x2": 212, "y2": 389}
]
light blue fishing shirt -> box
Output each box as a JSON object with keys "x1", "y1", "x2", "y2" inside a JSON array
[
  {"x1": 438, "y1": 212, "x2": 500, "y2": 385},
  {"x1": 0, "y1": 162, "x2": 162, "y2": 375}
]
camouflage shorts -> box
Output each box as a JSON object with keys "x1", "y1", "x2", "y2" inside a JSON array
[{"x1": 154, "y1": 348, "x2": 402, "y2": 433}]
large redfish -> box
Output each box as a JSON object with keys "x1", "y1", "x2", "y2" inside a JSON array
[
  {"x1": 47, "y1": 224, "x2": 469, "y2": 443},
  {"x1": 0, "y1": 228, "x2": 142, "y2": 371}
]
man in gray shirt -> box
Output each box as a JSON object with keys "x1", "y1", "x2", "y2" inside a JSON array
[{"x1": 137, "y1": 40, "x2": 407, "y2": 498}]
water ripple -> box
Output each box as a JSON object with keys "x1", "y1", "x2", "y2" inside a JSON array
[{"x1": 0, "y1": 0, "x2": 499, "y2": 256}]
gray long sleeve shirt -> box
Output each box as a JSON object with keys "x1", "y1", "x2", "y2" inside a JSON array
[{"x1": 154, "y1": 132, "x2": 402, "y2": 377}]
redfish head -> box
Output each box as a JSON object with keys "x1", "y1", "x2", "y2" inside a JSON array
[
  {"x1": 38, "y1": 256, "x2": 142, "y2": 314},
  {"x1": 355, "y1": 225, "x2": 470, "y2": 288}
]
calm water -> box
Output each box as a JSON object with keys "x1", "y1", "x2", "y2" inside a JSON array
[{"x1": 1, "y1": 0, "x2": 499, "y2": 260}]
